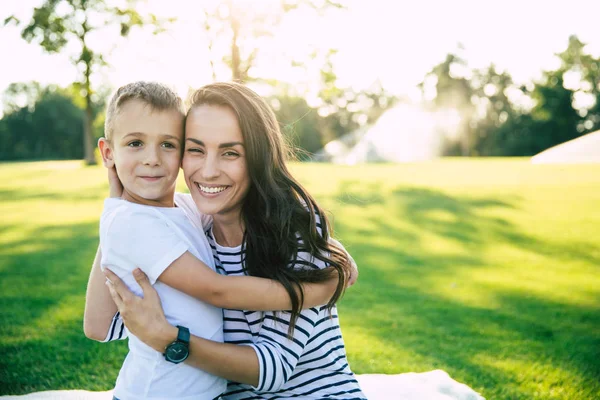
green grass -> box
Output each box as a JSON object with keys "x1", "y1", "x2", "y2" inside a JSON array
[{"x1": 1, "y1": 159, "x2": 599, "y2": 399}]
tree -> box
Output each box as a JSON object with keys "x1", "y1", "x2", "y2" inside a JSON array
[
  {"x1": 0, "y1": 83, "x2": 86, "y2": 160},
  {"x1": 420, "y1": 53, "x2": 476, "y2": 155},
  {"x1": 262, "y1": 71, "x2": 396, "y2": 158},
  {"x1": 557, "y1": 35, "x2": 600, "y2": 134},
  {"x1": 5, "y1": 0, "x2": 168, "y2": 164},
  {"x1": 417, "y1": 36, "x2": 600, "y2": 157},
  {"x1": 469, "y1": 65, "x2": 519, "y2": 156},
  {"x1": 512, "y1": 35, "x2": 598, "y2": 156},
  {"x1": 270, "y1": 94, "x2": 323, "y2": 158},
  {"x1": 201, "y1": 0, "x2": 345, "y2": 82},
  {"x1": 313, "y1": 49, "x2": 397, "y2": 144},
  {"x1": 1, "y1": 82, "x2": 45, "y2": 115}
]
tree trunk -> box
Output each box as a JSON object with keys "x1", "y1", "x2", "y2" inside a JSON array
[
  {"x1": 83, "y1": 45, "x2": 96, "y2": 165},
  {"x1": 230, "y1": 15, "x2": 242, "y2": 82},
  {"x1": 84, "y1": 103, "x2": 95, "y2": 164}
]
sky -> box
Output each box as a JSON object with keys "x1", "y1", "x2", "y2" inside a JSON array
[{"x1": 1, "y1": 0, "x2": 600, "y2": 107}]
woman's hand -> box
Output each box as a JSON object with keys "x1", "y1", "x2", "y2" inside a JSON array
[
  {"x1": 107, "y1": 166, "x2": 123, "y2": 198},
  {"x1": 104, "y1": 268, "x2": 177, "y2": 352},
  {"x1": 98, "y1": 137, "x2": 123, "y2": 198}
]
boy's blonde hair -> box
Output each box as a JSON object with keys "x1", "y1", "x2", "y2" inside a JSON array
[{"x1": 104, "y1": 81, "x2": 185, "y2": 140}]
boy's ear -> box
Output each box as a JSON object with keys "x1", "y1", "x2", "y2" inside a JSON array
[{"x1": 98, "y1": 138, "x2": 115, "y2": 168}]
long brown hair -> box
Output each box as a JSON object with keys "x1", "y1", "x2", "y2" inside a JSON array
[{"x1": 187, "y1": 82, "x2": 350, "y2": 333}]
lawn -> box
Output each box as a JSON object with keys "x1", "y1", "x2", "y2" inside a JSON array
[{"x1": 0, "y1": 159, "x2": 599, "y2": 399}]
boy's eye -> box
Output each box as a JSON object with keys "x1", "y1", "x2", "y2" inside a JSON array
[
  {"x1": 128, "y1": 140, "x2": 143, "y2": 147},
  {"x1": 162, "y1": 142, "x2": 177, "y2": 149}
]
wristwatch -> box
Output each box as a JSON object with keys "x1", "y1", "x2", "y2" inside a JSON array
[{"x1": 164, "y1": 325, "x2": 190, "y2": 364}]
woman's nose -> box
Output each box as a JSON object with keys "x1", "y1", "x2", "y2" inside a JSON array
[{"x1": 201, "y1": 154, "x2": 220, "y2": 179}]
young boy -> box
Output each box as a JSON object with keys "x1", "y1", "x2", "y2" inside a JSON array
[{"x1": 85, "y1": 82, "x2": 339, "y2": 400}]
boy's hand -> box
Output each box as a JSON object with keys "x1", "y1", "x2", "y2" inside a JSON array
[
  {"x1": 108, "y1": 166, "x2": 123, "y2": 198},
  {"x1": 347, "y1": 253, "x2": 358, "y2": 287},
  {"x1": 329, "y1": 237, "x2": 359, "y2": 288}
]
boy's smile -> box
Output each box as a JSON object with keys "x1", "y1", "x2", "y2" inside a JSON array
[{"x1": 100, "y1": 99, "x2": 184, "y2": 207}]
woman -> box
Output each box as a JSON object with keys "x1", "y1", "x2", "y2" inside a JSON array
[{"x1": 101, "y1": 82, "x2": 366, "y2": 399}]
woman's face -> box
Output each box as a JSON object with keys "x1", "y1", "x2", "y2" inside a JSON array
[{"x1": 182, "y1": 104, "x2": 250, "y2": 219}]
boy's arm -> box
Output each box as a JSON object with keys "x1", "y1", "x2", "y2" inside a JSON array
[
  {"x1": 82, "y1": 165, "x2": 126, "y2": 342},
  {"x1": 101, "y1": 207, "x2": 332, "y2": 311},
  {"x1": 83, "y1": 246, "x2": 119, "y2": 341},
  {"x1": 158, "y1": 251, "x2": 338, "y2": 311},
  {"x1": 329, "y1": 237, "x2": 359, "y2": 287}
]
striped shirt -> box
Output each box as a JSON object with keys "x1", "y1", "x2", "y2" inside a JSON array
[{"x1": 208, "y1": 224, "x2": 366, "y2": 400}]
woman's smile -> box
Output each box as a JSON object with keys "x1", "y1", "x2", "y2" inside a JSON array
[{"x1": 195, "y1": 183, "x2": 230, "y2": 195}]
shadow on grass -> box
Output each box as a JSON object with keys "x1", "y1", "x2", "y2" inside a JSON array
[
  {"x1": 0, "y1": 221, "x2": 128, "y2": 394},
  {"x1": 392, "y1": 187, "x2": 600, "y2": 267},
  {"x1": 1, "y1": 181, "x2": 598, "y2": 398},
  {"x1": 334, "y1": 181, "x2": 386, "y2": 206},
  {"x1": 332, "y1": 182, "x2": 600, "y2": 400},
  {"x1": 345, "y1": 275, "x2": 600, "y2": 399}
]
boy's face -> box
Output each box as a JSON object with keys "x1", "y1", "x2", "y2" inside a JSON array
[{"x1": 99, "y1": 99, "x2": 184, "y2": 207}]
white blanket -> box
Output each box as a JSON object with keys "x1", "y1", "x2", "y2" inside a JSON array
[
  {"x1": 356, "y1": 370, "x2": 484, "y2": 400},
  {"x1": 1, "y1": 370, "x2": 485, "y2": 399}
]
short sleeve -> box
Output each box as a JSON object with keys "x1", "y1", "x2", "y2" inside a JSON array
[
  {"x1": 174, "y1": 192, "x2": 213, "y2": 229},
  {"x1": 102, "y1": 207, "x2": 189, "y2": 284}
]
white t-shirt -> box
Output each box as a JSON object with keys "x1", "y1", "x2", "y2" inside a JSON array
[{"x1": 100, "y1": 193, "x2": 225, "y2": 400}]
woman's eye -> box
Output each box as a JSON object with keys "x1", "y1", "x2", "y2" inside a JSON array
[
  {"x1": 128, "y1": 141, "x2": 142, "y2": 147},
  {"x1": 187, "y1": 147, "x2": 204, "y2": 154},
  {"x1": 223, "y1": 151, "x2": 239, "y2": 157}
]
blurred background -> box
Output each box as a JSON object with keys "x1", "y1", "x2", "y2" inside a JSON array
[
  {"x1": 1, "y1": 1, "x2": 599, "y2": 400},
  {"x1": 2, "y1": 0, "x2": 600, "y2": 163}
]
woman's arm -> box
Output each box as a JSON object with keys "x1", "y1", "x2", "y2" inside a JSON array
[
  {"x1": 157, "y1": 251, "x2": 337, "y2": 311},
  {"x1": 105, "y1": 268, "x2": 260, "y2": 386},
  {"x1": 104, "y1": 252, "x2": 352, "y2": 388},
  {"x1": 83, "y1": 246, "x2": 118, "y2": 341}
]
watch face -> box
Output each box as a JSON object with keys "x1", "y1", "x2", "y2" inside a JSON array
[{"x1": 165, "y1": 341, "x2": 189, "y2": 363}]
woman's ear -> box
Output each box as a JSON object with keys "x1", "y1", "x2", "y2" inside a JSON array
[{"x1": 98, "y1": 138, "x2": 115, "y2": 168}]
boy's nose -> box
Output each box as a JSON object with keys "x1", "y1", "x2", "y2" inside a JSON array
[{"x1": 143, "y1": 147, "x2": 161, "y2": 166}]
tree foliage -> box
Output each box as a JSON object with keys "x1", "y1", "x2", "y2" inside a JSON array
[
  {"x1": 201, "y1": 0, "x2": 345, "y2": 82},
  {"x1": 423, "y1": 35, "x2": 600, "y2": 156},
  {"x1": 0, "y1": 83, "x2": 90, "y2": 160},
  {"x1": 5, "y1": 0, "x2": 168, "y2": 164},
  {"x1": 266, "y1": 54, "x2": 397, "y2": 160}
]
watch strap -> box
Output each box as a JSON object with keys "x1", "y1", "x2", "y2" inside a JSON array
[{"x1": 176, "y1": 325, "x2": 190, "y2": 344}]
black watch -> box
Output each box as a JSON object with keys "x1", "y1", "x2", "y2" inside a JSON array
[{"x1": 164, "y1": 325, "x2": 190, "y2": 364}]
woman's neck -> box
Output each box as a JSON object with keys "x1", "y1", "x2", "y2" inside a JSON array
[{"x1": 212, "y1": 213, "x2": 245, "y2": 248}]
